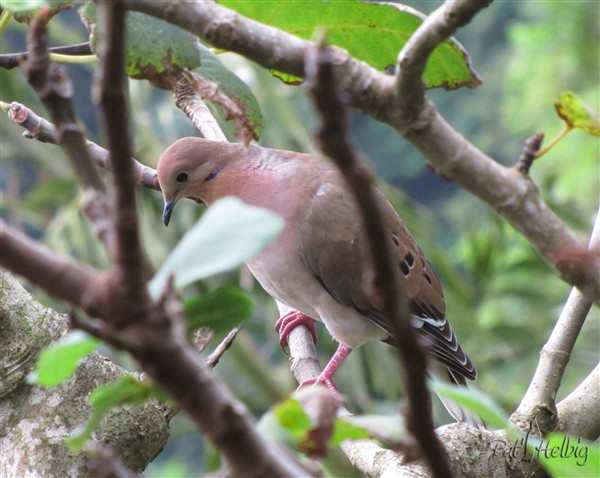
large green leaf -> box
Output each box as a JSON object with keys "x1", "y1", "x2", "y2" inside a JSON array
[
  {"x1": 183, "y1": 285, "x2": 253, "y2": 333},
  {"x1": 219, "y1": 0, "x2": 480, "y2": 89},
  {"x1": 149, "y1": 197, "x2": 284, "y2": 298},
  {"x1": 81, "y1": 5, "x2": 202, "y2": 88},
  {"x1": 28, "y1": 331, "x2": 100, "y2": 387}
]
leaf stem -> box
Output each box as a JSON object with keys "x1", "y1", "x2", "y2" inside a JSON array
[
  {"x1": 48, "y1": 53, "x2": 97, "y2": 64},
  {"x1": 535, "y1": 125, "x2": 572, "y2": 158},
  {"x1": 0, "y1": 10, "x2": 12, "y2": 34}
]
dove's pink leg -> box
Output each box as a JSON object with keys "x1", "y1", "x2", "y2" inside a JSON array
[
  {"x1": 300, "y1": 344, "x2": 352, "y2": 393},
  {"x1": 276, "y1": 310, "x2": 318, "y2": 347}
]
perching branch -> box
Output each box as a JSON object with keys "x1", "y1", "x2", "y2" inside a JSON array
[
  {"x1": 127, "y1": 0, "x2": 600, "y2": 305},
  {"x1": 306, "y1": 41, "x2": 451, "y2": 478},
  {"x1": 512, "y1": 207, "x2": 600, "y2": 435}
]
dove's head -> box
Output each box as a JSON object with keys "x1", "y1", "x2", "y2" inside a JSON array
[{"x1": 157, "y1": 137, "x2": 235, "y2": 226}]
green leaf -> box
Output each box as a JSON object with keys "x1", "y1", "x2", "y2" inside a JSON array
[
  {"x1": 28, "y1": 331, "x2": 100, "y2": 387},
  {"x1": 81, "y1": 5, "x2": 202, "y2": 89},
  {"x1": 532, "y1": 433, "x2": 599, "y2": 478},
  {"x1": 195, "y1": 45, "x2": 263, "y2": 140},
  {"x1": 219, "y1": 0, "x2": 480, "y2": 89},
  {"x1": 271, "y1": 398, "x2": 313, "y2": 442},
  {"x1": 555, "y1": 91, "x2": 600, "y2": 136},
  {"x1": 67, "y1": 376, "x2": 170, "y2": 451},
  {"x1": 330, "y1": 417, "x2": 371, "y2": 446},
  {"x1": 333, "y1": 414, "x2": 404, "y2": 446},
  {"x1": 431, "y1": 380, "x2": 509, "y2": 429},
  {"x1": 183, "y1": 285, "x2": 253, "y2": 333},
  {"x1": 149, "y1": 197, "x2": 284, "y2": 299}
]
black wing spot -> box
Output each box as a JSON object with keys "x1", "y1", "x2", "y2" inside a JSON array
[
  {"x1": 405, "y1": 252, "x2": 414, "y2": 267},
  {"x1": 424, "y1": 272, "x2": 433, "y2": 285},
  {"x1": 399, "y1": 261, "x2": 410, "y2": 276},
  {"x1": 391, "y1": 232, "x2": 400, "y2": 246}
]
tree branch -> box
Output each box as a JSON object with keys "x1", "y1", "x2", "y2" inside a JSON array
[
  {"x1": 4, "y1": 101, "x2": 159, "y2": 190},
  {"x1": 94, "y1": 0, "x2": 151, "y2": 324},
  {"x1": 513, "y1": 207, "x2": 599, "y2": 434},
  {"x1": 557, "y1": 363, "x2": 600, "y2": 440},
  {"x1": 0, "y1": 220, "x2": 105, "y2": 312},
  {"x1": 0, "y1": 271, "x2": 170, "y2": 477},
  {"x1": 22, "y1": 8, "x2": 116, "y2": 253},
  {"x1": 173, "y1": 77, "x2": 228, "y2": 142},
  {"x1": 306, "y1": 41, "x2": 451, "y2": 478},
  {"x1": 127, "y1": 0, "x2": 600, "y2": 305}
]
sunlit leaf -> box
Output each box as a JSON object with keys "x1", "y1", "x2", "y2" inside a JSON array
[
  {"x1": 272, "y1": 398, "x2": 313, "y2": 441},
  {"x1": 555, "y1": 91, "x2": 600, "y2": 136},
  {"x1": 28, "y1": 331, "x2": 100, "y2": 387},
  {"x1": 219, "y1": 0, "x2": 480, "y2": 89},
  {"x1": 334, "y1": 414, "x2": 404, "y2": 445},
  {"x1": 149, "y1": 197, "x2": 284, "y2": 299}
]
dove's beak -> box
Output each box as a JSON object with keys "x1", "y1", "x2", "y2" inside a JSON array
[{"x1": 162, "y1": 195, "x2": 179, "y2": 226}]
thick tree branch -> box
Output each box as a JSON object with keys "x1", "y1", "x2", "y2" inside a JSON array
[
  {"x1": 557, "y1": 363, "x2": 600, "y2": 441},
  {"x1": 306, "y1": 41, "x2": 451, "y2": 478},
  {"x1": 513, "y1": 208, "x2": 599, "y2": 434},
  {"x1": 4, "y1": 101, "x2": 159, "y2": 190},
  {"x1": 0, "y1": 271, "x2": 170, "y2": 476},
  {"x1": 0, "y1": 221, "x2": 105, "y2": 312},
  {"x1": 127, "y1": 0, "x2": 600, "y2": 305}
]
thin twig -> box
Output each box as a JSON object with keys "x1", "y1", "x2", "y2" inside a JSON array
[
  {"x1": 5, "y1": 101, "x2": 159, "y2": 190},
  {"x1": 206, "y1": 327, "x2": 241, "y2": 368},
  {"x1": 0, "y1": 42, "x2": 92, "y2": 69},
  {"x1": 306, "y1": 41, "x2": 452, "y2": 478},
  {"x1": 22, "y1": 9, "x2": 116, "y2": 253},
  {"x1": 515, "y1": 131, "x2": 544, "y2": 174}
]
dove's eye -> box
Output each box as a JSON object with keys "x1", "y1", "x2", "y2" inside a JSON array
[{"x1": 176, "y1": 172, "x2": 188, "y2": 183}]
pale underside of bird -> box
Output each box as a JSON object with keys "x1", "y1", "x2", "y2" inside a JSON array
[{"x1": 157, "y1": 137, "x2": 481, "y2": 426}]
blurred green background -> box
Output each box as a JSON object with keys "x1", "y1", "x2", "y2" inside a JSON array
[{"x1": 1, "y1": 1, "x2": 598, "y2": 476}]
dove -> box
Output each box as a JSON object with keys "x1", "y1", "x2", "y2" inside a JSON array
[{"x1": 157, "y1": 137, "x2": 481, "y2": 426}]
